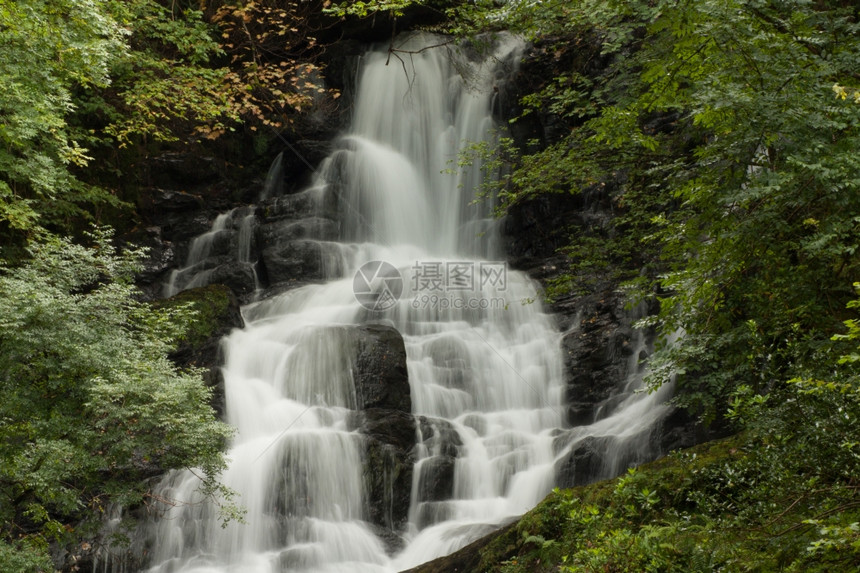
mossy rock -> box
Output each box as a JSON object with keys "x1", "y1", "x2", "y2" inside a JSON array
[
  {"x1": 154, "y1": 284, "x2": 244, "y2": 416},
  {"x1": 156, "y1": 284, "x2": 243, "y2": 351},
  {"x1": 406, "y1": 435, "x2": 756, "y2": 572},
  {"x1": 449, "y1": 431, "x2": 859, "y2": 573}
]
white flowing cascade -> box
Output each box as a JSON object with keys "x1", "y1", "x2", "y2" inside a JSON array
[{"x1": 142, "y1": 34, "x2": 670, "y2": 573}]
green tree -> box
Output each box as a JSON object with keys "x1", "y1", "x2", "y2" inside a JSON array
[
  {"x1": 0, "y1": 0, "x2": 239, "y2": 250},
  {"x1": 453, "y1": 0, "x2": 860, "y2": 421},
  {"x1": 628, "y1": 1, "x2": 860, "y2": 420},
  {"x1": 0, "y1": 229, "x2": 234, "y2": 569},
  {"x1": 0, "y1": 0, "x2": 126, "y2": 236}
]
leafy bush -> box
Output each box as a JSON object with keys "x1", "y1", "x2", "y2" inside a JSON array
[{"x1": 0, "y1": 229, "x2": 234, "y2": 570}]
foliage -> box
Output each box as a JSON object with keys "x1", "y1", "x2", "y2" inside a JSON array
[
  {"x1": 156, "y1": 283, "x2": 237, "y2": 348},
  {"x1": 211, "y1": 0, "x2": 339, "y2": 134},
  {"x1": 632, "y1": 1, "x2": 860, "y2": 420},
  {"x1": 0, "y1": 0, "x2": 344, "y2": 247},
  {"x1": 441, "y1": 5, "x2": 860, "y2": 569},
  {"x1": 326, "y1": 0, "x2": 417, "y2": 18},
  {"x1": 477, "y1": 431, "x2": 859, "y2": 572},
  {"x1": 0, "y1": 0, "x2": 353, "y2": 250},
  {"x1": 97, "y1": 0, "x2": 237, "y2": 147},
  {"x1": 0, "y1": 229, "x2": 235, "y2": 569},
  {"x1": 0, "y1": 0, "x2": 239, "y2": 249},
  {"x1": 0, "y1": 0, "x2": 127, "y2": 238},
  {"x1": 452, "y1": 0, "x2": 860, "y2": 422},
  {"x1": 470, "y1": 254, "x2": 860, "y2": 573}
]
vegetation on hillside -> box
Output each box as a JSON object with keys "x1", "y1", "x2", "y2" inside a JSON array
[
  {"x1": 0, "y1": 0, "x2": 344, "y2": 567},
  {"x1": 448, "y1": 0, "x2": 860, "y2": 413},
  {"x1": 1, "y1": 0, "x2": 858, "y2": 569},
  {"x1": 472, "y1": 422, "x2": 859, "y2": 571},
  {"x1": 0, "y1": 230, "x2": 237, "y2": 570},
  {"x1": 434, "y1": 0, "x2": 860, "y2": 568},
  {"x1": 0, "y1": 0, "x2": 338, "y2": 254}
]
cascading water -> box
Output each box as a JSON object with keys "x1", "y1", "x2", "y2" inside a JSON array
[
  {"x1": 163, "y1": 205, "x2": 261, "y2": 298},
  {"x1": 140, "y1": 33, "x2": 669, "y2": 573},
  {"x1": 259, "y1": 151, "x2": 285, "y2": 202}
]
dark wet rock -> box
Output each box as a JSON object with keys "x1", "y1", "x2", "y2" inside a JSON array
[
  {"x1": 560, "y1": 293, "x2": 634, "y2": 426},
  {"x1": 294, "y1": 139, "x2": 334, "y2": 169},
  {"x1": 156, "y1": 210, "x2": 215, "y2": 244},
  {"x1": 259, "y1": 189, "x2": 338, "y2": 222},
  {"x1": 143, "y1": 188, "x2": 205, "y2": 212},
  {"x1": 554, "y1": 435, "x2": 628, "y2": 488},
  {"x1": 417, "y1": 416, "x2": 463, "y2": 458},
  {"x1": 317, "y1": 38, "x2": 365, "y2": 104},
  {"x1": 351, "y1": 324, "x2": 411, "y2": 413},
  {"x1": 259, "y1": 192, "x2": 318, "y2": 221},
  {"x1": 122, "y1": 226, "x2": 176, "y2": 299},
  {"x1": 356, "y1": 408, "x2": 416, "y2": 453},
  {"x1": 256, "y1": 218, "x2": 339, "y2": 245},
  {"x1": 502, "y1": 188, "x2": 614, "y2": 283},
  {"x1": 410, "y1": 416, "x2": 463, "y2": 527},
  {"x1": 147, "y1": 152, "x2": 220, "y2": 187},
  {"x1": 415, "y1": 456, "x2": 457, "y2": 503},
  {"x1": 354, "y1": 409, "x2": 416, "y2": 534},
  {"x1": 172, "y1": 228, "x2": 236, "y2": 264},
  {"x1": 342, "y1": 325, "x2": 414, "y2": 536},
  {"x1": 656, "y1": 406, "x2": 722, "y2": 454},
  {"x1": 554, "y1": 435, "x2": 609, "y2": 487},
  {"x1": 260, "y1": 240, "x2": 328, "y2": 284},
  {"x1": 206, "y1": 261, "x2": 258, "y2": 297}
]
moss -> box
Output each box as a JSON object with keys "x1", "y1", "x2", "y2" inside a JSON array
[
  {"x1": 476, "y1": 437, "x2": 736, "y2": 571},
  {"x1": 461, "y1": 433, "x2": 854, "y2": 572},
  {"x1": 154, "y1": 284, "x2": 236, "y2": 349}
]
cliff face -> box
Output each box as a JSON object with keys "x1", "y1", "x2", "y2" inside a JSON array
[{"x1": 119, "y1": 24, "x2": 705, "y2": 572}]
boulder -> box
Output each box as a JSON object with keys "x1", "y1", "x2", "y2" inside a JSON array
[
  {"x1": 560, "y1": 293, "x2": 632, "y2": 426},
  {"x1": 343, "y1": 325, "x2": 415, "y2": 540},
  {"x1": 410, "y1": 416, "x2": 463, "y2": 528},
  {"x1": 351, "y1": 324, "x2": 411, "y2": 412},
  {"x1": 554, "y1": 430, "x2": 659, "y2": 488},
  {"x1": 260, "y1": 240, "x2": 328, "y2": 284},
  {"x1": 206, "y1": 261, "x2": 258, "y2": 297},
  {"x1": 351, "y1": 409, "x2": 416, "y2": 535}
]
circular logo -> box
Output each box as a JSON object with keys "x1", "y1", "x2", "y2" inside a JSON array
[{"x1": 353, "y1": 261, "x2": 403, "y2": 311}]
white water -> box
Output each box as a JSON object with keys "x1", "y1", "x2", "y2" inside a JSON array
[
  {"x1": 260, "y1": 151, "x2": 285, "y2": 201},
  {"x1": 141, "y1": 34, "x2": 668, "y2": 573},
  {"x1": 164, "y1": 210, "x2": 234, "y2": 297},
  {"x1": 163, "y1": 204, "x2": 261, "y2": 297}
]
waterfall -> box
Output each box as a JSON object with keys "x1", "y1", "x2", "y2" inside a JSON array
[
  {"x1": 163, "y1": 204, "x2": 261, "y2": 298},
  {"x1": 163, "y1": 210, "x2": 235, "y2": 297},
  {"x1": 260, "y1": 151, "x2": 285, "y2": 201},
  {"x1": 141, "y1": 33, "x2": 669, "y2": 573}
]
